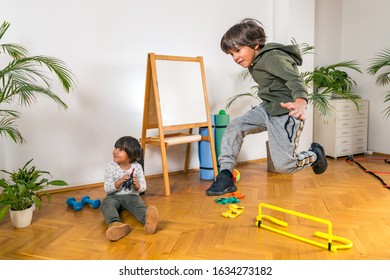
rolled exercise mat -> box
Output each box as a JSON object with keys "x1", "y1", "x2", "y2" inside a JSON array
[
  {"x1": 198, "y1": 115, "x2": 215, "y2": 180},
  {"x1": 214, "y1": 110, "x2": 230, "y2": 171}
]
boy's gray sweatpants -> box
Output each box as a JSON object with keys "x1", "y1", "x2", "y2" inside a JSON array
[
  {"x1": 101, "y1": 194, "x2": 147, "y2": 225},
  {"x1": 219, "y1": 104, "x2": 316, "y2": 173}
]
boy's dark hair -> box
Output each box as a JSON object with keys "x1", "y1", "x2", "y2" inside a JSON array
[
  {"x1": 220, "y1": 18, "x2": 267, "y2": 54},
  {"x1": 114, "y1": 136, "x2": 143, "y2": 164}
]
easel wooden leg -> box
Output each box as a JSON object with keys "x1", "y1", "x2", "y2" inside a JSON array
[
  {"x1": 159, "y1": 142, "x2": 171, "y2": 196},
  {"x1": 207, "y1": 122, "x2": 218, "y2": 178},
  {"x1": 184, "y1": 128, "x2": 193, "y2": 174}
]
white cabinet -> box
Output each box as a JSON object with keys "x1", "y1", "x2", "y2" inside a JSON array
[{"x1": 313, "y1": 99, "x2": 368, "y2": 158}]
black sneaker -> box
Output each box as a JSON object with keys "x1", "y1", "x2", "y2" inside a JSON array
[
  {"x1": 205, "y1": 169, "x2": 237, "y2": 196},
  {"x1": 309, "y1": 142, "x2": 328, "y2": 174}
]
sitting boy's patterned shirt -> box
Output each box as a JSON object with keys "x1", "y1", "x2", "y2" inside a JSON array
[{"x1": 104, "y1": 161, "x2": 146, "y2": 195}]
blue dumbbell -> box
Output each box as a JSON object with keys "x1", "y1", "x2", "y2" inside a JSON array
[
  {"x1": 81, "y1": 196, "x2": 101, "y2": 209},
  {"x1": 66, "y1": 197, "x2": 83, "y2": 211}
]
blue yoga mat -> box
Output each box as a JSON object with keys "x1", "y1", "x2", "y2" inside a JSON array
[
  {"x1": 198, "y1": 115, "x2": 215, "y2": 180},
  {"x1": 214, "y1": 110, "x2": 230, "y2": 171}
]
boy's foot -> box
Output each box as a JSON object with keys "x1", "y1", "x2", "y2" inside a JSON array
[
  {"x1": 205, "y1": 169, "x2": 237, "y2": 196},
  {"x1": 309, "y1": 142, "x2": 328, "y2": 174},
  {"x1": 145, "y1": 206, "x2": 159, "y2": 234},
  {"x1": 106, "y1": 222, "x2": 130, "y2": 241}
]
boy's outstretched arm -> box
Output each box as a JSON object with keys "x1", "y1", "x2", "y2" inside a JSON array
[{"x1": 280, "y1": 98, "x2": 308, "y2": 121}]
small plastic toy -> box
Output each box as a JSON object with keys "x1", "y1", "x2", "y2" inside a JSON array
[
  {"x1": 233, "y1": 169, "x2": 240, "y2": 183},
  {"x1": 225, "y1": 191, "x2": 245, "y2": 199},
  {"x1": 222, "y1": 204, "x2": 244, "y2": 218},
  {"x1": 215, "y1": 197, "x2": 240, "y2": 204},
  {"x1": 122, "y1": 168, "x2": 135, "y2": 190},
  {"x1": 66, "y1": 197, "x2": 83, "y2": 211},
  {"x1": 81, "y1": 195, "x2": 101, "y2": 209},
  {"x1": 255, "y1": 202, "x2": 353, "y2": 252}
]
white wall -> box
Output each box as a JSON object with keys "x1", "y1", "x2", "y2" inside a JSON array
[
  {"x1": 342, "y1": 0, "x2": 390, "y2": 154},
  {"x1": 314, "y1": 0, "x2": 343, "y2": 65},
  {"x1": 315, "y1": 0, "x2": 390, "y2": 154},
  {"x1": 0, "y1": 0, "x2": 315, "y2": 188}
]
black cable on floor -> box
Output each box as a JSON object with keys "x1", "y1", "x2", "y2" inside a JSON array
[{"x1": 346, "y1": 155, "x2": 390, "y2": 190}]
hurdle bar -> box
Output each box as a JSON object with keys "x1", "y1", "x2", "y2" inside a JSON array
[{"x1": 255, "y1": 203, "x2": 353, "y2": 252}]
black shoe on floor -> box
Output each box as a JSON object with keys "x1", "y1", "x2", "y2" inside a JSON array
[
  {"x1": 205, "y1": 169, "x2": 237, "y2": 196},
  {"x1": 309, "y1": 142, "x2": 328, "y2": 174}
]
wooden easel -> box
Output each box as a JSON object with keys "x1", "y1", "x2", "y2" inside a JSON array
[{"x1": 141, "y1": 53, "x2": 218, "y2": 196}]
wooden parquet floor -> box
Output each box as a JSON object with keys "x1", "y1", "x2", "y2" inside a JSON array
[{"x1": 1, "y1": 155, "x2": 390, "y2": 260}]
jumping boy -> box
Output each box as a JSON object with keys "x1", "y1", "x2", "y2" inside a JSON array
[{"x1": 206, "y1": 18, "x2": 327, "y2": 196}]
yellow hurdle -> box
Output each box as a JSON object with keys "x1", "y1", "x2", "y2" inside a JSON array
[{"x1": 255, "y1": 203, "x2": 353, "y2": 252}]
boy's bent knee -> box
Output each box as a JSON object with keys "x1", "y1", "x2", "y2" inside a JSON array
[{"x1": 271, "y1": 162, "x2": 296, "y2": 174}]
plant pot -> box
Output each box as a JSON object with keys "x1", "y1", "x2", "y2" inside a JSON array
[{"x1": 9, "y1": 205, "x2": 35, "y2": 228}]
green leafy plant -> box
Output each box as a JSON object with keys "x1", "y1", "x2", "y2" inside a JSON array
[
  {"x1": 0, "y1": 20, "x2": 76, "y2": 144},
  {"x1": 225, "y1": 39, "x2": 362, "y2": 119},
  {"x1": 0, "y1": 159, "x2": 68, "y2": 221},
  {"x1": 367, "y1": 48, "x2": 390, "y2": 118},
  {"x1": 301, "y1": 60, "x2": 363, "y2": 118}
]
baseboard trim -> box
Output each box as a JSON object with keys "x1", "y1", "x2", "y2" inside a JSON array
[
  {"x1": 44, "y1": 158, "x2": 272, "y2": 194},
  {"x1": 49, "y1": 154, "x2": 390, "y2": 194}
]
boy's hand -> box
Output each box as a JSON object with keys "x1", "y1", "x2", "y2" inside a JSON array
[
  {"x1": 133, "y1": 176, "x2": 140, "y2": 191},
  {"x1": 121, "y1": 173, "x2": 131, "y2": 183},
  {"x1": 280, "y1": 98, "x2": 307, "y2": 121},
  {"x1": 115, "y1": 173, "x2": 131, "y2": 189}
]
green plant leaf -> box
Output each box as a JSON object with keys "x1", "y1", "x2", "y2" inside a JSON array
[
  {"x1": 32, "y1": 196, "x2": 42, "y2": 210},
  {"x1": 291, "y1": 37, "x2": 315, "y2": 56},
  {"x1": 48, "y1": 180, "x2": 68, "y2": 186},
  {"x1": 383, "y1": 91, "x2": 390, "y2": 118},
  {"x1": 0, "y1": 178, "x2": 8, "y2": 188},
  {"x1": 0, "y1": 115, "x2": 25, "y2": 144},
  {"x1": 308, "y1": 92, "x2": 335, "y2": 119},
  {"x1": 375, "y1": 71, "x2": 390, "y2": 87},
  {"x1": 0, "y1": 43, "x2": 28, "y2": 59},
  {"x1": 0, "y1": 205, "x2": 10, "y2": 221},
  {"x1": 0, "y1": 21, "x2": 10, "y2": 40},
  {"x1": 367, "y1": 48, "x2": 390, "y2": 119},
  {"x1": 0, "y1": 159, "x2": 66, "y2": 220},
  {"x1": 367, "y1": 48, "x2": 390, "y2": 76},
  {"x1": 0, "y1": 20, "x2": 77, "y2": 144}
]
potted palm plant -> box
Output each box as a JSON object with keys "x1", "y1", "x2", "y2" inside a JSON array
[
  {"x1": 0, "y1": 20, "x2": 76, "y2": 143},
  {"x1": 301, "y1": 60, "x2": 363, "y2": 118},
  {"x1": 0, "y1": 159, "x2": 68, "y2": 228},
  {"x1": 367, "y1": 48, "x2": 390, "y2": 118}
]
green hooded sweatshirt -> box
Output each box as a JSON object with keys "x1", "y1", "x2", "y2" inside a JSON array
[{"x1": 248, "y1": 42, "x2": 308, "y2": 116}]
